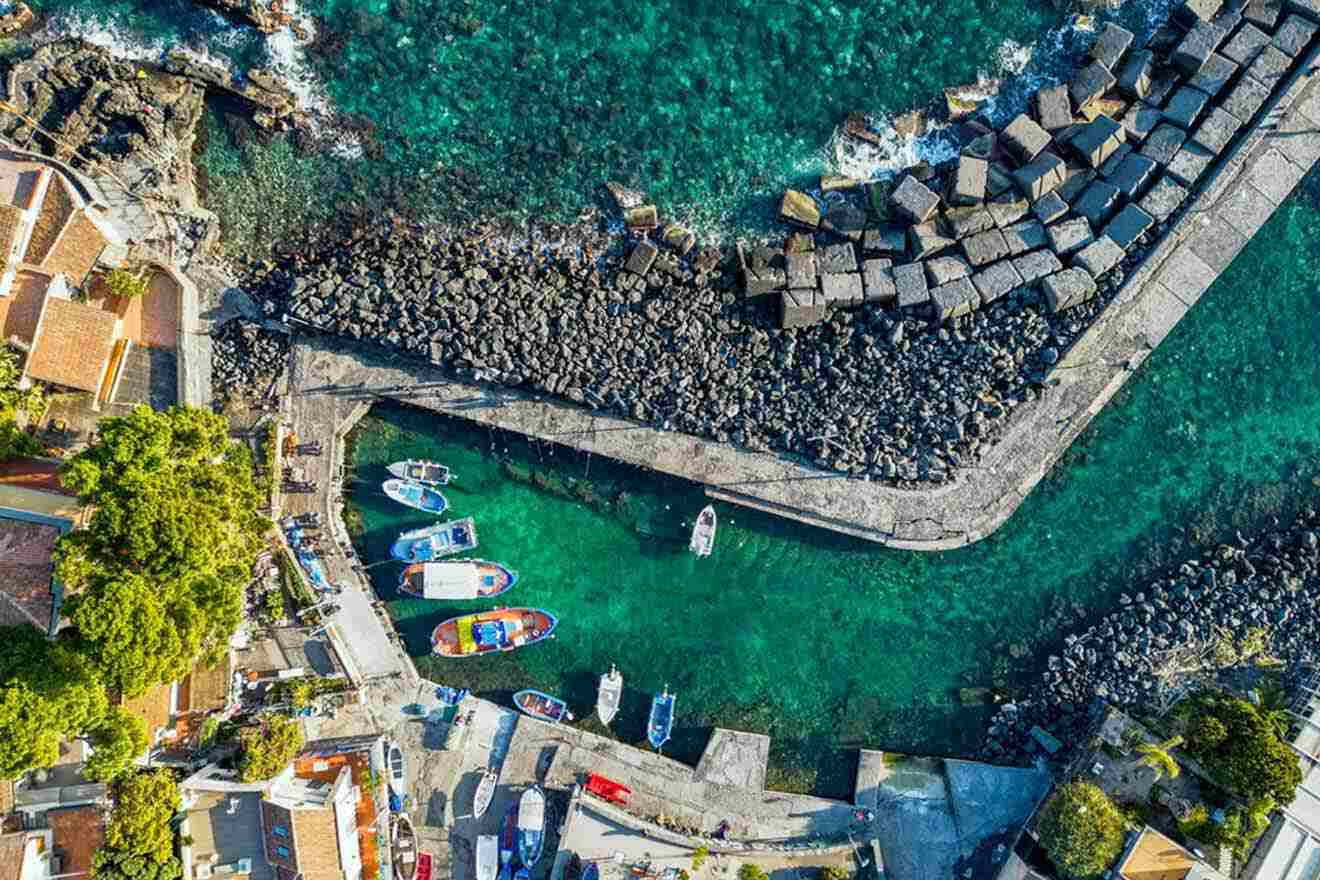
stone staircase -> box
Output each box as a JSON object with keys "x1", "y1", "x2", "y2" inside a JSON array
[{"x1": 112, "y1": 345, "x2": 177, "y2": 410}]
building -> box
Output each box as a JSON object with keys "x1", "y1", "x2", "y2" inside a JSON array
[
  {"x1": 0, "y1": 829, "x2": 53, "y2": 880},
  {"x1": 1115, "y1": 827, "x2": 1229, "y2": 880},
  {"x1": 116, "y1": 653, "x2": 237, "y2": 755},
  {"x1": 180, "y1": 792, "x2": 274, "y2": 880},
  {"x1": 1242, "y1": 672, "x2": 1320, "y2": 879},
  {"x1": 43, "y1": 805, "x2": 108, "y2": 880},
  {"x1": 0, "y1": 457, "x2": 83, "y2": 636}
]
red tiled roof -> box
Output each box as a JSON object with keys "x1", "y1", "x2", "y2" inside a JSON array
[
  {"x1": 0, "y1": 517, "x2": 58, "y2": 631},
  {"x1": 47, "y1": 805, "x2": 107, "y2": 879},
  {"x1": 0, "y1": 833, "x2": 29, "y2": 880},
  {"x1": 0, "y1": 204, "x2": 23, "y2": 263},
  {"x1": 24, "y1": 176, "x2": 75, "y2": 267},
  {"x1": 25, "y1": 296, "x2": 117, "y2": 392},
  {"x1": 0, "y1": 270, "x2": 52, "y2": 348},
  {"x1": 40, "y1": 210, "x2": 106, "y2": 284},
  {"x1": 0, "y1": 457, "x2": 74, "y2": 496}
]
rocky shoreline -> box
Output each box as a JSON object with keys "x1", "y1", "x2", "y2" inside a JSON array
[{"x1": 982, "y1": 506, "x2": 1320, "y2": 764}]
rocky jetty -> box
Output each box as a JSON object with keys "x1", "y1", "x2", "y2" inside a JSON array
[
  {"x1": 190, "y1": 0, "x2": 289, "y2": 33},
  {"x1": 163, "y1": 54, "x2": 300, "y2": 131},
  {"x1": 211, "y1": 319, "x2": 290, "y2": 399},
  {"x1": 984, "y1": 506, "x2": 1320, "y2": 764}
]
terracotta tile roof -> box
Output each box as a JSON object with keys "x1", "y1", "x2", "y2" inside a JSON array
[
  {"x1": 0, "y1": 457, "x2": 74, "y2": 496},
  {"x1": 46, "y1": 805, "x2": 107, "y2": 879},
  {"x1": 25, "y1": 296, "x2": 117, "y2": 392},
  {"x1": 117, "y1": 681, "x2": 173, "y2": 742},
  {"x1": 40, "y1": 210, "x2": 106, "y2": 285},
  {"x1": 0, "y1": 833, "x2": 28, "y2": 880},
  {"x1": 0, "y1": 270, "x2": 52, "y2": 347},
  {"x1": 183, "y1": 654, "x2": 232, "y2": 714},
  {"x1": 0, "y1": 516, "x2": 58, "y2": 631},
  {"x1": 0, "y1": 205, "x2": 24, "y2": 263},
  {"x1": 24, "y1": 177, "x2": 75, "y2": 267}
]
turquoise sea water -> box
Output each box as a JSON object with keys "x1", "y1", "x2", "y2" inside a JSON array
[{"x1": 347, "y1": 167, "x2": 1320, "y2": 793}]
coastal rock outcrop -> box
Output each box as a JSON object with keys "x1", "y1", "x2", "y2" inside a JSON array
[
  {"x1": 190, "y1": 0, "x2": 289, "y2": 33},
  {"x1": 163, "y1": 55, "x2": 300, "y2": 131}
]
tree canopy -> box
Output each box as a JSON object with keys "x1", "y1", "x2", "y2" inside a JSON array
[
  {"x1": 84, "y1": 707, "x2": 150, "y2": 783},
  {"x1": 0, "y1": 625, "x2": 110, "y2": 778},
  {"x1": 1038, "y1": 782, "x2": 1125, "y2": 879},
  {"x1": 1184, "y1": 693, "x2": 1303, "y2": 804},
  {"x1": 0, "y1": 345, "x2": 43, "y2": 461},
  {"x1": 58, "y1": 406, "x2": 265, "y2": 696},
  {"x1": 93, "y1": 770, "x2": 182, "y2": 880},
  {"x1": 239, "y1": 715, "x2": 304, "y2": 782}
]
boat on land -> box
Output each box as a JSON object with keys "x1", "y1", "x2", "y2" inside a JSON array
[
  {"x1": 433, "y1": 608, "x2": 558, "y2": 657},
  {"x1": 399, "y1": 559, "x2": 517, "y2": 600},
  {"x1": 393, "y1": 814, "x2": 418, "y2": 880},
  {"x1": 476, "y1": 835, "x2": 498, "y2": 880},
  {"x1": 384, "y1": 478, "x2": 449, "y2": 514},
  {"x1": 648, "y1": 687, "x2": 675, "y2": 751},
  {"x1": 517, "y1": 787, "x2": 546, "y2": 867},
  {"x1": 596, "y1": 665, "x2": 623, "y2": 726},
  {"x1": 436, "y1": 685, "x2": 469, "y2": 707},
  {"x1": 388, "y1": 459, "x2": 453, "y2": 487},
  {"x1": 417, "y1": 853, "x2": 433, "y2": 880},
  {"x1": 388, "y1": 742, "x2": 407, "y2": 795},
  {"x1": 473, "y1": 768, "x2": 499, "y2": 819},
  {"x1": 499, "y1": 803, "x2": 518, "y2": 868},
  {"x1": 689, "y1": 505, "x2": 716, "y2": 557},
  {"x1": 582, "y1": 864, "x2": 599, "y2": 880},
  {"x1": 514, "y1": 689, "x2": 571, "y2": 723},
  {"x1": 391, "y1": 517, "x2": 479, "y2": 562}
]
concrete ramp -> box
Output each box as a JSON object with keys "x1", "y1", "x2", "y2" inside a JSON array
[{"x1": 694, "y1": 728, "x2": 769, "y2": 791}]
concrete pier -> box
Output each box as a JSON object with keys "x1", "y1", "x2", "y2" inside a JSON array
[{"x1": 694, "y1": 729, "x2": 770, "y2": 792}]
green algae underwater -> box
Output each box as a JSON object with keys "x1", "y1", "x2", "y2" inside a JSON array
[{"x1": 346, "y1": 167, "x2": 1320, "y2": 795}]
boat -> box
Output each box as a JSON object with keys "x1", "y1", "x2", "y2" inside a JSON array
[
  {"x1": 513, "y1": 689, "x2": 569, "y2": 723},
  {"x1": 476, "y1": 835, "x2": 498, "y2": 880},
  {"x1": 583, "y1": 865, "x2": 599, "y2": 880},
  {"x1": 399, "y1": 559, "x2": 518, "y2": 600},
  {"x1": 388, "y1": 742, "x2": 407, "y2": 795},
  {"x1": 584, "y1": 773, "x2": 631, "y2": 806},
  {"x1": 516, "y1": 787, "x2": 546, "y2": 867},
  {"x1": 436, "y1": 685, "x2": 470, "y2": 707},
  {"x1": 417, "y1": 853, "x2": 433, "y2": 880},
  {"x1": 514, "y1": 871, "x2": 530, "y2": 880},
  {"x1": 388, "y1": 459, "x2": 453, "y2": 487},
  {"x1": 499, "y1": 803, "x2": 518, "y2": 866},
  {"x1": 393, "y1": 814, "x2": 418, "y2": 880},
  {"x1": 596, "y1": 665, "x2": 623, "y2": 726},
  {"x1": 384, "y1": 478, "x2": 449, "y2": 514},
  {"x1": 391, "y1": 517, "x2": 480, "y2": 562},
  {"x1": 689, "y1": 505, "x2": 716, "y2": 557},
  {"x1": 648, "y1": 687, "x2": 675, "y2": 751},
  {"x1": 432, "y1": 608, "x2": 558, "y2": 658},
  {"x1": 473, "y1": 768, "x2": 499, "y2": 819}
]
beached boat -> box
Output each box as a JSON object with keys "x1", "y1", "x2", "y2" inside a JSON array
[
  {"x1": 476, "y1": 835, "x2": 498, "y2": 880},
  {"x1": 648, "y1": 687, "x2": 675, "y2": 751},
  {"x1": 384, "y1": 478, "x2": 449, "y2": 514},
  {"x1": 582, "y1": 864, "x2": 599, "y2": 880},
  {"x1": 391, "y1": 517, "x2": 479, "y2": 562},
  {"x1": 416, "y1": 853, "x2": 433, "y2": 880},
  {"x1": 473, "y1": 768, "x2": 498, "y2": 820},
  {"x1": 388, "y1": 459, "x2": 453, "y2": 487},
  {"x1": 514, "y1": 870, "x2": 529, "y2": 880},
  {"x1": 393, "y1": 814, "x2": 418, "y2": 880},
  {"x1": 499, "y1": 803, "x2": 518, "y2": 866},
  {"x1": 436, "y1": 685, "x2": 469, "y2": 707},
  {"x1": 432, "y1": 608, "x2": 558, "y2": 658},
  {"x1": 388, "y1": 742, "x2": 407, "y2": 795},
  {"x1": 596, "y1": 665, "x2": 623, "y2": 726},
  {"x1": 399, "y1": 559, "x2": 517, "y2": 600},
  {"x1": 689, "y1": 505, "x2": 716, "y2": 557},
  {"x1": 513, "y1": 689, "x2": 569, "y2": 723},
  {"x1": 517, "y1": 787, "x2": 545, "y2": 867}
]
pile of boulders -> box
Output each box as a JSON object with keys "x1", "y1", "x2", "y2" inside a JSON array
[
  {"x1": 982, "y1": 505, "x2": 1320, "y2": 765},
  {"x1": 211, "y1": 319, "x2": 291, "y2": 399},
  {"x1": 760, "y1": 0, "x2": 1318, "y2": 329}
]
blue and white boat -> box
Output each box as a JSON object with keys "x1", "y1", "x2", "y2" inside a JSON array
[
  {"x1": 391, "y1": 517, "x2": 479, "y2": 562},
  {"x1": 516, "y1": 787, "x2": 545, "y2": 867},
  {"x1": 514, "y1": 689, "x2": 570, "y2": 723},
  {"x1": 648, "y1": 687, "x2": 675, "y2": 751},
  {"x1": 384, "y1": 478, "x2": 448, "y2": 514}
]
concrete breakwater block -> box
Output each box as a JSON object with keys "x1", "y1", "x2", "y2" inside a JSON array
[
  {"x1": 948, "y1": 155, "x2": 988, "y2": 206},
  {"x1": 1071, "y1": 115, "x2": 1127, "y2": 168},
  {"x1": 1035, "y1": 84, "x2": 1073, "y2": 131},
  {"x1": 779, "y1": 190, "x2": 820, "y2": 228},
  {"x1": 1013, "y1": 151, "x2": 1068, "y2": 200},
  {"x1": 1091, "y1": 23, "x2": 1135, "y2": 70},
  {"x1": 626, "y1": 240, "x2": 658, "y2": 276},
  {"x1": 1118, "y1": 49, "x2": 1155, "y2": 99},
  {"x1": 1001, "y1": 114, "x2": 1053, "y2": 162},
  {"x1": 1073, "y1": 235, "x2": 1126, "y2": 277},
  {"x1": 1043, "y1": 267, "x2": 1099, "y2": 312},
  {"x1": 930, "y1": 277, "x2": 980, "y2": 321},
  {"x1": 892, "y1": 175, "x2": 941, "y2": 224}
]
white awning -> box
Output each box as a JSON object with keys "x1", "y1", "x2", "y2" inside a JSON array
[{"x1": 420, "y1": 562, "x2": 483, "y2": 600}]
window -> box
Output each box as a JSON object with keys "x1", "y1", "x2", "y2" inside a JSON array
[
  {"x1": 276, "y1": 847, "x2": 290, "y2": 859},
  {"x1": 273, "y1": 826, "x2": 288, "y2": 838}
]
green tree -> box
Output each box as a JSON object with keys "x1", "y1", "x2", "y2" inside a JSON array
[
  {"x1": 57, "y1": 406, "x2": 265, "y2": 697},
  {"x1": 1255, "y1": 684, "x2": 1292, "y2": 739},
  {"x1": 0, "y1": 625, "x2": 110, "y2": 779},
  {"x1": 102, "y1": 268, "x2": 150, "y2": 300},
  {"x1": 1184, "y1": 694, "x2": 1303, "y2": 803},
  {"x1": 239, "y1": 715, "x2": 303, "y2": 782},
  {"x1": 84, "y1": 708, "x2": 149, "y2": 782},
  {"x1": 820, "y1": 867, "x2": 850, "y2": 880},
  {"x1": 1134, "y1": 736, "x2": 1184, "y2": 782},
  {"x1": 0, "y1": 345, "x2": 43, "y2": 461},
  {"x1": 737, "y1": 865, "x2": 768, "y2": 880},
  {"x1": 691, "y1": 847, "x2": 709, "y2": 872},
  {"x1": 1038, "y1": 782, "x2": 1125, "y2": 879},
  {"x1": 93, "y1": 770, "x2": 182, "y2": 880}
]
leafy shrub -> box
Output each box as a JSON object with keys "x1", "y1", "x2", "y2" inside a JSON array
[
  {"x1": 239, "y1": 715, "x2": 303, "y2": 782},
  {"x1": 104, "y1": 268, "x2": 149, "y2": 299},
  {"x1": 737, "y1": 865, "x2": 768, "y2": 880},
  {"x1": 1038, "y1": 782, "x2": 1125, "y2": 879},
  {"x1": 1184, "y1": 694, "x2": 1302, "y2": 803}
]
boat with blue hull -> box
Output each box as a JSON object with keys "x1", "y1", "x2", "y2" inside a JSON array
[
  {"x1": 648, "y1": 687, "x2": 675, "y2": 751},
  {"x1": 384, "y1": 478, "x2": 449, "y2": 514},
  {"x1": 517, "y1": 787, "x2": 545, "y2": 867},
  {"x1": 433, "y1": 608, "x2": 558, "y2": 658},
  {"x1": 513, "y1": 689, "x2": 570, "y2": 723},
  {"x1": 391, "y1": 517, "x2": 479, "y2": 561}
]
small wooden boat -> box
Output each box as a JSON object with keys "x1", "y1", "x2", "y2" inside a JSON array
[
  {"x1": 473, "y1": 768, "x2": 498, "y2": 819},
  {"x1": 399, "y1": 559, "x2": 517, "y2": 600},
  {"x1": 596, "y1": 665, "x2": 623, "y2": 726},
  {"x1": 391, "y1": 517, "x2": 479, "y2": 562},
  {"x1": 384, "y1": 478, "x2": 448, "y2": 514},
  {"x1": 514, "y1": 689, "x2": 570, "y2": 723},
  {"x1": 417, "y1": 853, "x2": 433, "y2": 880},
  {"x1": 476, "y1": 835, "x2": 498, "y2": 880},
  {"x1": 689, "y1": 505, "x2": 716, "y2": 557},
  {"x1": 499, "y1": 803, "x2": 518, "y2": 865},
  {"x1": 388, "y1": 742, "x2": 407, "y2": 795},
  {"x1": 432, "y1": 608, "x2": 558, "y2": 658},
  {"x1": 517, "y1": 787, "x2": 546, "y2": 867},
  {"x1": 648, "y1": 687, "x2": 675, "y2": 751},
  {"x1": 388, "y1": 459, "x2": 453, "y2": 487},
  {"x1": 393, "y1": 814, "x2": 418, "y2": 880}
]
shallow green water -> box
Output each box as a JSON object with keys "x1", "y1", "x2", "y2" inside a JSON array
[{"x1": 347, "y1": 169, "x2": 1320, "y2": 793}]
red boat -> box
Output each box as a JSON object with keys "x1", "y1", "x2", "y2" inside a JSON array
[
  {"x1": 416, "y1": 853, "x2": 433, "y2": 880},
  {"x1": 585, "y1": 773, "x2": 632, "y2": 805}
]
